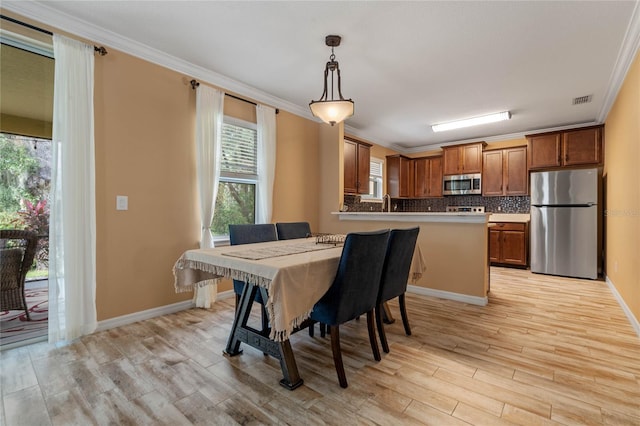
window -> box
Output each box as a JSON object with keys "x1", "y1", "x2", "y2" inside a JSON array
[
  {"x1": 362, "y1": 157, "x2": 384, "y2": 200},
  {"x1": 210, "y1": 118, "x2": 258, "y2": 237}
]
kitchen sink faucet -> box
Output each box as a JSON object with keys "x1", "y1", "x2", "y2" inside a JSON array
[{"x1": 382, "y1": 194, "x2": 392, "y2": 212}]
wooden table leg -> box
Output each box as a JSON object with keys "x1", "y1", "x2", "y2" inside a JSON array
[
  {"x1": 277, "y1": 340, "x2": 304, "y2": 390},
  {"x1": 223, "y1": 282, "x2": 304, "y2": 390},
  {"x1": 223, "y1": 282, "x2": 258, "y2": 356}
]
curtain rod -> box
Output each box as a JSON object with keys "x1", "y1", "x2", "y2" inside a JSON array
[
  {"x1": 190, "y1": 79, "x2": 279, "y2": 114},
  {"x1": 1, "y1": 14, "x2": 108, "y2": 55}
]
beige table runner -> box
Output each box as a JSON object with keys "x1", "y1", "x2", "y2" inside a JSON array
[{"x1": 222, "y1": 240, "x2": 341, "y2": 260}]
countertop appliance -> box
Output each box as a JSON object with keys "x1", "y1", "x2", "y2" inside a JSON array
[
  {"x1": 443, "y1": 173, "x2": 481, "y2": 195},
  {"x1": 446, "y1": 206, "x2": 485, "y2": 213},
  {"x1": 530, "y1": 168, "x2": 600, "y2": 279}
]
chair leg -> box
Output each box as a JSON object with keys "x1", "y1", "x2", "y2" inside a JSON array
[
  {"x1": 399, "y1": 294, "x2": 411, "y2": 336},
  {"x1": 366, "y1": 310, "x2": 381, "y2": 361},
  {"x1": 21, "y1": 292, "x2": 31, "y2": 321},
  {"x1": 308, "y1": 323, "x2": 315, "y2": 337},
  {"x1": 329, "y1": 325, "x2": 348, "y2": 388},
  {"x1": 375, "y1": 304, "x2": 389, "y2": 353},
  {"x1": 320, "y1": 323, "x2": 326, "y2": 338}
]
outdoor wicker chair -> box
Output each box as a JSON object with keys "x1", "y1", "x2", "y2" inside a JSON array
[{"x1": 1, "y1": 229, "x2": 38, "y2": 320}]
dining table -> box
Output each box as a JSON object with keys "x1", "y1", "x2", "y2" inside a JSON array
[{"x1": 173, "y1": 235, "x2": 425, "y2": 390}]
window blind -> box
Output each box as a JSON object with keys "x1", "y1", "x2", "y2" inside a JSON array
[
  {"x1": 221, "y1": 123, "x2": 257, "y2": 176},
  {"x1": 370, "y1": 159, "x2": 383, "y2": 177}
]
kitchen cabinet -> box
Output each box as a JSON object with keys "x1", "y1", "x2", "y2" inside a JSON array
[
  {"x1": 344, "y1": 137, "x2": 371, "y2": 194},
  {"x1": 527, "y1": 125, "x2": 603, "y2": 170},
  {"x1": 442, "y1": 142, "x2": 485, "y2": 175},
  {"x1": 414, "y1": 156, "x2": 443, "y2": 198},
  {"x1": 489, "y1": 222, "x2": 528, "y2": 267},
  {"x1": 386, "y1": 155, "x2": 413, "y2": 198},
  {"x1": 482, "y1": 146, "x2": 528, "y2": 196}
]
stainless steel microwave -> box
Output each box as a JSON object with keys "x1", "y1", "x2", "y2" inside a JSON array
[{"x1": 443, "y1": 173, "x2": 482, "y2": 195}]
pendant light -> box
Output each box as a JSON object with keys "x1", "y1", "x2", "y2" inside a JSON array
[{"x1": 309, "y1": 35, "x2": 354, "y2": 126}]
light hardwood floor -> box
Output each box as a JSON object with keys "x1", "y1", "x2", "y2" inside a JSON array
[{"x1": 1, "y1": 267, "x2": 639, "y2": 425}]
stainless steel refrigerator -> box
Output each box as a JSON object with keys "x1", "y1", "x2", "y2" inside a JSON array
[{"x1": 530, "y1": 168, "x2": 600, "y2": 279}]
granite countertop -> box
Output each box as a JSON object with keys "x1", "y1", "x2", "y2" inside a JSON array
[{"x1": 488, "y1": 213, "x2": 530, "y2": 223}]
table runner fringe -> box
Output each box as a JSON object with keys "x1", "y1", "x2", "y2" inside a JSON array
[
  {"x1": 173, "y1": 258, "x2": 272, "y2": 293},
  {"x1": 268, "y1": 303, "x2": 313, "y2": 342}
]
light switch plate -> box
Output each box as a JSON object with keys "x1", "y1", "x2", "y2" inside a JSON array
[{"x1": 116, "y1": 195, "x2": 128, "y2": 211}]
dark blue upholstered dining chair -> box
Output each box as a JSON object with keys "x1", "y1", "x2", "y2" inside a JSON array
[
  {"x1": 275, "y1": 222, "x2": 311, "y2": 240},
  {"x1": 228, "y1": 224, "x2": 278, "y2": 331},
  {"x1": 375, "y1": 227, "x2": 420, "y2": 353},
  {"x1": 310, "y1": 229, "x2": 390, "y2": 388}
]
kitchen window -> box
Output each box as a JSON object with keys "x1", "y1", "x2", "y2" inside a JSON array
[
  {"x1": 362, "y1": 157, "x2": 384, "y2": 200},
  {"x1": 210, "y1": 117, "x2": 258, "y2": 237}
]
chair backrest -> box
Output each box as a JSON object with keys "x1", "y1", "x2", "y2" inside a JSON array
[
  {"x1": 276, "y1": 222, "x2": 311, "y2": 240},
  {"x1": 0, "y1": 229, "x2": 38, "y2": 291},
  {"x1": 378, "y1": 227, "x2": 420, "y2": 303},
  {"x1": 312, "y1": 229, "x2": 389, "y2": 325},
  {"x1": 228, "y1": 224, "x2": 277, "y2": 246}
]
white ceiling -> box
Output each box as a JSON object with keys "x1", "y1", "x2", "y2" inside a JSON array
[{"x1": 3, "y1": 1, "x2": 640, "y2": 152}]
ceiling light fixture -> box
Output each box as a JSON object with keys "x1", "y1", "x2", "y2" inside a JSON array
[
  {"x1": 432, "y1": 111, "x2": 511, "y2": 133},
  {"x1": 309, "y1": 35, "x2": 354, "y2": 126}
]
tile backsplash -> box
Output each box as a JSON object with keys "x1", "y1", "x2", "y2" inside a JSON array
[{"x1": 344, "y1": 194, "x2": 530, "y2": 213}]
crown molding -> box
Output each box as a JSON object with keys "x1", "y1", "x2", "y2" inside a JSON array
[
  {"x1": 597, "y1": 0, "x2": 640, "y2": 122},
  {"x1": 1, "y1": 1, "x2": 316, "y2": 122}
]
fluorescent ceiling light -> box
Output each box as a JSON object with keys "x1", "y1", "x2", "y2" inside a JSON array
[{"x1": 432, "y1": 111, "x2": 511, "y2": 133}]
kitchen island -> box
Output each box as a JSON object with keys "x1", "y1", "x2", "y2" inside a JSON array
[{"x1": 330, "y1": 212, "x2": 490, "y2": 305}]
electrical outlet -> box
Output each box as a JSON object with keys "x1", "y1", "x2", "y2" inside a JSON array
[{"x1": 116, "y1": 195, "x2": 128, "y2": 211}]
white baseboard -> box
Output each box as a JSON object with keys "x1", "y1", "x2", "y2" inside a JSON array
[
  {"x1": 604, "y1": 275, "x2": 640, "y2": 338},
  {"x1": 96, "y1": 289, "x2": 236, "y2": 332},
  {"x1": 407, "y1": 285, "x2": 488, "y2": 306}
]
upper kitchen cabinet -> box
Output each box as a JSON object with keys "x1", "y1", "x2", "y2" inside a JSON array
[
  {"x1": 562, "y1": 126, "x2": 603, "y2": 166},
  {"x1": 442, "y1": 142, "x2": 486, "y2": 175},
  {"x1": 527, "y1": 125, "x2": 603, "y2": 170},
  {"x1": 414, "y1": 156, "x2": 443, "y2": 198},
  {"x1": 482, "y1": 146, "x2": 528, "y2": 196},
  {"x1": 344, "y1": 137, "x2": 371, "y2": 194},
  {"x1": 386, "y1": 154, "x2": 413, "y2": 198}
]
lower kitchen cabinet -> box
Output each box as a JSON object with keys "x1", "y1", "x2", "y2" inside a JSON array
[{"x1": 489, "y1": 222, "x2": 529, "y2": 267}]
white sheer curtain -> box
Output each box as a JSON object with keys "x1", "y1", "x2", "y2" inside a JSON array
[
  {"x1": 193, "y1": 84, "x2": 224, "y2": 308},
  {"x1": 49, "y1": 34, "x2": 97, "y2": 343},
  {"x1": 256, "y1": 105, "x2": 277, "y2": 224}
]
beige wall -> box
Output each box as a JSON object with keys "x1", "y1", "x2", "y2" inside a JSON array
[
  {"x1": 94, "y1": 50, "x2": 198, "y2": 319},
  {"x1": 604, "y1": 50, "x2": 640, "y2": 322},
  {"x1": 271, "y1": 110, "x2": 320, "y2": 229}
]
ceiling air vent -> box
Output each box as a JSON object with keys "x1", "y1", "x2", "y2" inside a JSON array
[{"x1": 572, "y1": 95, "x2": 592, "y2": 105}]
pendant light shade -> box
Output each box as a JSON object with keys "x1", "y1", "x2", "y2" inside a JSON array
[{"x1": 309, "y1": 35, "x2": 354, "y2": 126}]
